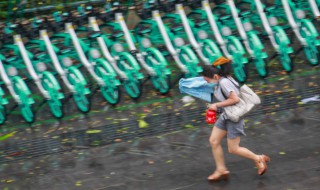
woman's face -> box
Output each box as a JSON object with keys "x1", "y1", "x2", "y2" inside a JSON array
[{"x1": 203, "y1": 74, "x2": 220, "y2": 84}]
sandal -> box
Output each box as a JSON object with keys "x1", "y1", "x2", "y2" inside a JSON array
[
  {"x1": 207, "y1": 170, "x2": 230, "y2": 182},
  {"x1": 255, "y1": 155, "x2": 270, "y2": 175}
]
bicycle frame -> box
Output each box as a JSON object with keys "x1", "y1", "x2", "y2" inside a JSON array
[
  {"x1": 152, "y1": 10, "x2": 202, "y2": 78},
  {"x1": 279, "y1": 0, "x2": 320, "y2": 65},
  {"x1": 89, "y1": 17, "x2": 144, "y2": 99},
  {"x1": 308, "y1": 0, "x2": 320, "y2": 18},
  {"x1": 88, "y1": 17, "x2": 127, "y2": 79},
  {"x1": 226, "y1": 0, "x2": 269, "y2": 77},
  {"x1": 0, "y1": 53, "x2": 35, "y2": 123},
  {"x1": 14, "y1": 35, "x2": 65, "y2": 118},
  {"x1": 115, "y1": 13, "x2": 172, "y2": 94},
  {"x1": 197, "y1": 0, "x2": 248, "y2": 82},
  {"x1": 176, "y1": 4, "x2": 223, "y2": 64},
  {"x1": 39, "y1": 30, "x2": 92, "y2": 112},
  {"x1": 115, "y1": 13, "x2": 156, "y2": 75},
  {"x1": 66, "y1": 23, "x2": 124, "y2": 104},
  {"x1": 249, "y1": 0, "x2": 294, "y2": 72}
]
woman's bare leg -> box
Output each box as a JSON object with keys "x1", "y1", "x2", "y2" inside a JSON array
[
  {"x1": 209, "y1": 126, "x2": 228, "y2": 172},
  {"x1": 227, "y1": 137, "x2": 259, "y2": 161},
  {"x1": 227, "y1": 137, "x2": 270, "y2": 175}
]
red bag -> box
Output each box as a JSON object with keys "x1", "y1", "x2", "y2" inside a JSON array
[{"x1": 206, "y1": 109, "x2": 216, "y2": 124}]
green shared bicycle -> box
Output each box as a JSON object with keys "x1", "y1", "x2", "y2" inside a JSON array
[
  {"x1": 188, "y1": 0, "x2": 248, "y2": 82},
  {"x1": 212, "y1": 0, "x2": 269, "y2": 77}
]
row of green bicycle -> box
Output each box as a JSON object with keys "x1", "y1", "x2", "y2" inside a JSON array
[
  {"x1": 0, "y1": 0, "x2": 197, "y2": 124},
  {"x1": 161, "y1": 0, "x2": 320, "y2": 78},
  {"x1": 1, "y1": 0, "x2": 320, "y2": 124}
]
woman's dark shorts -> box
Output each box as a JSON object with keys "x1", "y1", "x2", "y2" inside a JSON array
[{"x1": 214, "y1": 114, "x2": 246, "y2": 139}]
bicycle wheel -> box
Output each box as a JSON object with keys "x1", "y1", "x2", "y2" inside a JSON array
[
  {"x1": 100, "y1": 85, "x2": 121, "y2": 105},
  {"x1": 124, "y1": 79, "x2": 142, "y2": 99},
  {"x1": 232, "y1": 64, "x2": 247, "y2": 83},
  {"x1": 95, "y1": 65, "x2": 121, "y2": 105},
  {"x1": 20, "y1": 104, "x2": 34, "y2": 123},
  {"x1": 304, "y1": 46, "x2": 319, "y2": 66},
  {"x1": 254, "y1": 58, "x2": 268, "y2": 78},
  {"x1": 280, "y1": 52, "x2": 294, "y2": 73},
  {"x1": 152, "y1": 74, "x2": 170, "y2": 94},
  {"x1": 12, "y1": 77, "x2": 35, "y2": 123},
  {"x1": 67, "y1": 69, "x2": 91, "y2": 113},
  {"x1": 73, "y1": 93, "x2": 91, "y2": 113},
  {"x1": 179, "y1": 47, "x2": 200, "y2": 78},
  {"x1": 42, "y1": 73, "x2": 64, "y2": 118}
]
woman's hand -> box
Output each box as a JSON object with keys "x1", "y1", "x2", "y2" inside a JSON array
[{"x1": 208, "y1": 103, "x2": 218, "y2": 111}]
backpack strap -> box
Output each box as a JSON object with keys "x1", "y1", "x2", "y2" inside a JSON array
[
  {"x1": 220, "y1": 88, "x2": 228, "y2": 100},
  {"x1": 226, "y1": 77, "x2": 240, "y2": 89}
]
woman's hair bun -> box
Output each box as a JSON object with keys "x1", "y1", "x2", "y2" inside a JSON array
[{"x1": 212, "y1": 57, "x2": 231, "y2": 67}]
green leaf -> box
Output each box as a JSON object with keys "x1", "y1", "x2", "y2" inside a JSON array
[
  {"x1": 75, "y1": 181, "x2": 82, "y2": 186},
  {"x1": 0, "y1": 131, "x2": 17, "y2": 141},
  {"x1": 138, "y1": 120, "x2": 149, "y2": 128},
  {"x1": 86, "y1": 130, "x2": 102, "y2": 134},
  {"x1": 184, "y1": 124, "x2": 194, "y2": 129}
]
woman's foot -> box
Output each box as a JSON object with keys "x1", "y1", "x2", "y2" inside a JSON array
[
  {"x1": 207, "y1": 170, "x2": 230, "y2": 181},
  {"x1": 255, "y1": 155, "x2": 270, "y2": 175}
]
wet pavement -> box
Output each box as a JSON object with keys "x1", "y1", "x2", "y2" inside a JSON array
[
  {"x1": 0, "y1": 103, "x2": 319, "y2": 190},
  {"x1": 0, "y1": 57, "x2": 319, "y2": 189}
]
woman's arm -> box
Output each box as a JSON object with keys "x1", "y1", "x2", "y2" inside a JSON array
[{"x1": 208, "y1": 91, "x2": 240, "y2": 111}]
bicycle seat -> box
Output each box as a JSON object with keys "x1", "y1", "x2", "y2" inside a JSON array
[
  {"x1": 34, "y1": 52, "x2": 46, "y2": 59},
  {"x1": 4, "y1": 55, "x2": 18, "y2": 63},
  {"x1": 219, "y1": 15, "x2": 232, "y2": 21},
  {"x1": 139, "y1": 28, "x2": 152, "y2": 34},
  {"x1": 87, "y1": 31, "x2": 102, "y2": 39},
  {"x1": 60, "y1": 12, "x2": 73, "y2": 23},
  {"x1": 171, "y1": 23, "x2": 184, "y2": 32},
  {"x1": 264, "y1": 5, "x2": 277, "y2": 13},
  {"x1": 29, "y1": 49, "x2": 46, "y2": 59},
  {"x1": 62, "y1": 12, "x2": 70, "y2": 18},
  {"x1": 111, "y1": 31, "x2": 124, "y2": 38},
  {"x1": 56, "y1": 44, "x2": 72, "y2": 54},
  {"x1": 240, "y1": 10, "x2": 251, "y2": 17},
  {"x1": 136, "y1": 24, "x2": 152, "y2": 35},
  {"x1": 195, "y1": 20, "x2": 208, "y2": 27},
  {"x1": 0, "y1": 49, "x2": 16, "y2": 60},
  {"x1": 8, "y1": 24, "x2": 17, "y2": 31}
]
